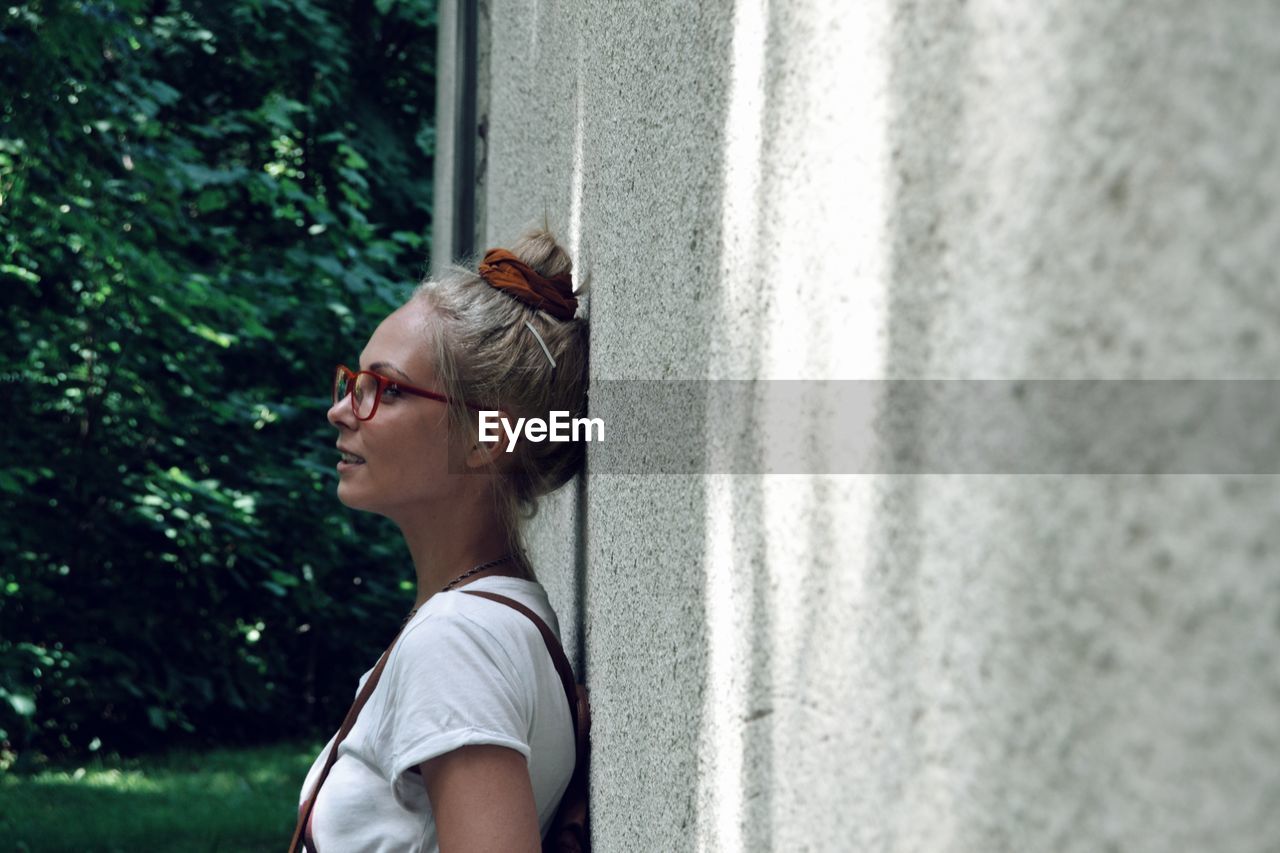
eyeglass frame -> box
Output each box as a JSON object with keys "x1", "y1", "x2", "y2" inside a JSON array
[{"x1": 332, "y1": 364, "x2": 491, "y2": 421}]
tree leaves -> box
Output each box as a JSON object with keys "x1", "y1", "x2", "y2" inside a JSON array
[{"x1": 0, "y1": 0, "x2": 437, "y2": 760}]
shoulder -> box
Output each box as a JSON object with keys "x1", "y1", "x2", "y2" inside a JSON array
[
  {"x1": 414, "y1": 579, "x2": 559, "y2": 647},
  {"x1": 390, "y1": 582, "x2": 559, "y2": 682}
]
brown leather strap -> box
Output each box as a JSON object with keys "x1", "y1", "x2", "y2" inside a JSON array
[
  {"x1": 460, "y1": 590, "x2": 580, "y2": 745},
  {"x1": 287, "y1": 625, "x2": 405, "y2": 853},
  {"x1": 288, "y1": 591, "x2": 580, "y2": 853}
]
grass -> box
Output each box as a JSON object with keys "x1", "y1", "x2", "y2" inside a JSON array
[{"x1": 0, "y1": 740, "x2": 325, "y2": 853}]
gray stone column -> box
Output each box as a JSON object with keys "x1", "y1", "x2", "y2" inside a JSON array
[{"x1": 433, "y1": 0, "x2": 1280, "y2": 849}]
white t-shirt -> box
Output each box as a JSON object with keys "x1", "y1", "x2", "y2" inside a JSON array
[{"x1": 297, "y1": 575, "x2": 576, "y2": 852}]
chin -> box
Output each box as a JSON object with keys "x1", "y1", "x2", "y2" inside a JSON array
[
  {"x1": 335, "y1": 481, "x2": 370, "y2": 511},
  {"x1": 336, "y1": 484, "x2": 399, "y2": 520}
]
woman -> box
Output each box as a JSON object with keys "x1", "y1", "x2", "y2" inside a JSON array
[{"x1": 293, "y1": 227, "x2": 589, "y2": 852}]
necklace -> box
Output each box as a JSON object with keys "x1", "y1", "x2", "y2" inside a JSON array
[
  {"x1": 441, "y1": 553, "x2": 516, "y2": 592},
  {"x1": 405, "y1": 553, "x2": 516, "y2": 622}
]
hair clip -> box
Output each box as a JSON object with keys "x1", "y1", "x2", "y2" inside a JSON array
[{"x1": 524, "y1": 319, "x2": 557, "y2": 369}]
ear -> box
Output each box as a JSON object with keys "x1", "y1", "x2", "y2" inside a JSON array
[{"x1": 466, "y1": 409, "x2": 517, "y2": 469}]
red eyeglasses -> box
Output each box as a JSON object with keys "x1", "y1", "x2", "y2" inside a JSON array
[{"x1": 332, "y1": 365, "x2": 488, "y2": 421}]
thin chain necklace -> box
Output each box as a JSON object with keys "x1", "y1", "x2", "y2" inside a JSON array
[{"x1": 404, "y1": 553, "x2": 516, "y2": 623}]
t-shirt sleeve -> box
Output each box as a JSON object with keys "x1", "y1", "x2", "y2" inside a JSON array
[{"x1": 372, "y1": 609, "x2": 533, "y2": 810}]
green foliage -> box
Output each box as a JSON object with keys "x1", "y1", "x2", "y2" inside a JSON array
[
  {"x1": 0, "y1": 740, "x2": 325, "y2": 851},
  {"x1": 0, "y1": 0, "x2": 437, "y2": 759}
]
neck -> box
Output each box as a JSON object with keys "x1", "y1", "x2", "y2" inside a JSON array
[{"x1": 392, "y1": 488, "x2": 522, "y2": 612}]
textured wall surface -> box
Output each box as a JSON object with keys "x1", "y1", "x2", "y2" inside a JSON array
[{"x1": 434, "y1": 0, "x2": 1280, "y2": 850}]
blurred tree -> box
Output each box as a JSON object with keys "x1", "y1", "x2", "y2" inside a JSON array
[{"x1": 0, "y1": 0, "x2": 438, "y2": 763}]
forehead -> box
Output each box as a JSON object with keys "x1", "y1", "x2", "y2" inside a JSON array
[{"x1": 358, "y1": 301, "x2": 437, "y2": 384}]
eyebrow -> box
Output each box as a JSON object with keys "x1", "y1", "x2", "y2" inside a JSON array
[{"x1": 366, "y1": 361, "x2": 414, "y2": 382}]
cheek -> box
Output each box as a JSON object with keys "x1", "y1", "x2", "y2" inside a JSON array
[{"x1": 379, "y1": 414, "x2": 461, "y2": 484}]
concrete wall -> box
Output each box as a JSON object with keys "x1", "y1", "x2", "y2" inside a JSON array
[{"x1": 434, "y1": 1, "x2": 1280, "y2": 850}]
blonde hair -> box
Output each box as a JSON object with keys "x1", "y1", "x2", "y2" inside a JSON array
[{"x1": 413, "y1": 227, "x2": 589, "y2": 580}]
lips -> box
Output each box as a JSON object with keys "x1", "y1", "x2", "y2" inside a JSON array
[{"x1": 337, "y1": 447, "x2": 366, "y2": 464}]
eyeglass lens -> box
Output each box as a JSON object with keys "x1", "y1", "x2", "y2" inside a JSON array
[{"x1": 333, "y1": 369, "x2": 379, "y2": 419}]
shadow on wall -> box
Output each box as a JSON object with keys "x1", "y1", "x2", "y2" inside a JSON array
[{"x1": 861, "y1": 1, "x2": 974, "y2": 848}]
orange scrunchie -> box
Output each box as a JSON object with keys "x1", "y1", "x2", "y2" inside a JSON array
[{"x1": 478, "y1": 248, "x2": 578, "y2": 321}]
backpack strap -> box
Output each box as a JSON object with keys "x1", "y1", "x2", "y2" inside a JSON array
[
  {"x1": 460, "y1": 589, "x2": 581, "y2": 743},
  {"x1": 289, "y1": 592, "x2": 588, "y2": 853},
  {"x1": 289, "y1": 622, "x2": 406, "y2": 852},
  {"x1": 460, "y1": 589, "x2": 592, "y2": 851}
]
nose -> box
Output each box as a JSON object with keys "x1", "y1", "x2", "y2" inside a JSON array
[{"x1": 327, "y1": 391, "x2": 357, "y2": 430}]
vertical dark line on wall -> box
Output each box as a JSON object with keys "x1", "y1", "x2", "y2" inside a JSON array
[
  {"x1": 452, "y1": 0, "x2": 478, "y2": 261},
  {"x1": 572, "y1": 447, "x2": 588, "y2": 678}
]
